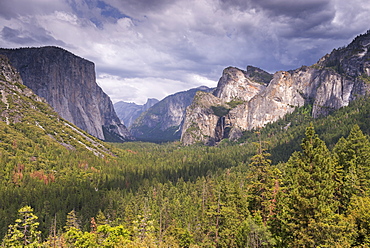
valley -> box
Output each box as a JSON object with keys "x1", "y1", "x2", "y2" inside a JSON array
[{"x1": 0, "y1": 31, "x2": 370, "y2": 247}]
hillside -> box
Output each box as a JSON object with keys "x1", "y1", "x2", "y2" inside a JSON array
[{"x1": 0, "y1": 54, "x2": 120, "y2": 239}]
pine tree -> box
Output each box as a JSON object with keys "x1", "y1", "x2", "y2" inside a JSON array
[
  {"x1": 334, "y1": 125, "x2": 370, "y2": 246},
  {"x1": 63, "y1": 210, "x2": 83, "y2": 247},
  {"x1": 247, "y1": 134, "x2": 281, "y2": 224},
  {"x1": 347, "y1": 195, "x2": 370, "y2": 246},
  {"x1": 64, "y1": 210, "x2": 80, "y2": 231},
  {"x1": 95, "y1": 210, "x2": 108, "y2": 226},
  {"x1": 278, "y1": 124, "x2": 352, "y2": 247},
  {"x1": 2, "y1": 206, "x2": 42, "y2": 247},
  {"x1": 334, "y1": 124, "x2": 370, "y2": 212}
]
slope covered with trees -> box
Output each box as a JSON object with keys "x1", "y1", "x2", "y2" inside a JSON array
[{"x1": 2, "y1": 121, "x2": 370, "y2": 247}]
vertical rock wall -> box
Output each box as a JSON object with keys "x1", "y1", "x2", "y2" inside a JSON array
[{"x1": 0, "y1": 47, "x2": 132, "y2": 141}]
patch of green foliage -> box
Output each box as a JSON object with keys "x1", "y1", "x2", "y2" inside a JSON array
[
  {"x1": 359, "y1": 73, "x2": 370, "y2": 84},
  {"x1": 226, "y1": 99, "x2": 244, "y2": 109},
  {"x1": 211, "y1": 105, "x2": 230, "y2": 117},
  {"x1": 248, "y1": 70, "x2": 273, "y2": 84}
]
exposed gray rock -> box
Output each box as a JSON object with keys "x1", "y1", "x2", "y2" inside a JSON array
[
  {"x1": 213, "y1": 66, "x2": 269, "y2": 102},
  {"x1": 228, "y1": 126, "x2": 243, "y2": 141},
  {"x1": 0, "y1": 47, "x2": 132, "y2": 142},
  {"x1": 181, "y1": 67, "x2": 270, "y2": 145},
  {"x1": 114, "y1": 98, "x2": 159, "y2": 127},
  {"x1": 181, "y1": 31, "x2": 370, "y2": 145},
  {"x1": 181, "y1": 91, "x2": 225, "y2": 145}
]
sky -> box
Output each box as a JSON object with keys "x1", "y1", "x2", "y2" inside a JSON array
[{"x1": 0, "y1": 0, "x2": 369, "y2": 104}]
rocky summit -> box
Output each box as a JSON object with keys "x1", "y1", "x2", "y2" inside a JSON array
[
  {"x1": 0, "y1": 47, "x2": 132, "y2": 142},
  {"x1": 181, "y1": 31, "x2": 370, "y2": 145}
]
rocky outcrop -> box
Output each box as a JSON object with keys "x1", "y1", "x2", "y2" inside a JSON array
[
  {"x1": 114, "y1": 98, "x2": 159, "y2": 128},
  {"x1": 181, "y1": 67, "x2": 270, "y2": 145},
  {"x1": 213, "y1": 66, "x2": 270, "y2": 102},
  {"x1": 0, "y1": 47, "x2": 132, "y2": 142},
  {"x1": 181, "y1": 31, "x2": 370, "y2": 145},
  {"x1": 181, "y1": 91, "x2": 226, "y2": 145},
  {"x1": 130, "y1": 86, "x2": 212, "y2": 142}
]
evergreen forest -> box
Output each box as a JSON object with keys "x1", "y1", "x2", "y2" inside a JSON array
[{"x1": 2, "y1": 94, "x2": 370, "y2": 247}]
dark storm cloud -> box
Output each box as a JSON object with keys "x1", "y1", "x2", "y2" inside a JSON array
[
  {"x1": 1, "y1": 26, "x2": 66, "y2": 46},
  {"x1": 218, "y1": 0, "x2": 361, "y2": 40},
  {"x1": 1, "y1": 27, "x2": 32, "y2": 44},
  {"x1": 254, "y1": 0, "x2": 331, "y2": 18},
  {"x1": 0, "y1": 0, "x2": 69, "y2": 19},
  {"x1": 105, "y1": 0, "x2": 175, "y2": 18},
  {"x1": 0, "y1": 2, "x2": 16, "y2": 20},
  {"x1": 219, "y1": 0, "x2": 331, "y2": 17}
]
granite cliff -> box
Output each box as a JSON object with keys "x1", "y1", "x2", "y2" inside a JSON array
[
  {"x1": 181, "y1": 31, "x2": 370, "y2": 145},
  {"x1": 0, "y1": 47, "x2": 132, "y2": 142},
  {"x1": 114, "y1": 98, "x2": 159, "y2": 128},
  {"x1": 130, "y1": 86, "x2": 212, "y2": 142},
  {"x1": 0, "y1": 55, "x2": 113, "y2": 156}
]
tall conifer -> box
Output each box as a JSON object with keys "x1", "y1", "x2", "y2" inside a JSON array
[
  {"x1": 279, "y1": 124, "x2": 350, "y2": 247},
  {"x1": 334, "y1": 124, "x2": 370, "y2": 211}
]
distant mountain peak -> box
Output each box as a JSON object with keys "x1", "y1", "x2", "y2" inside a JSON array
[
  {"x1": 114, "y1": 98, "x2": 159, "y2": 128},
  {"x1": 128, "y1": 86, "x2": 213, "y2": 142}
]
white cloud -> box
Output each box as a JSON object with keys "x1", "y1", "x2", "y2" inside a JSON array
[
  {"x1": 97, "y1": 73, "x2": 214, "y2": 104},
  {"x1": 54, "y1": 11, "x2": 79, "y2": 24}
]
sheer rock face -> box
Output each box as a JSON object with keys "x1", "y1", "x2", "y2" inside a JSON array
[
  {"x1": 181, "y1": 67, "x2": 270, "y2": 145},
  {"x1": 213, "y1": 67, "x2": 268, "y2": 102},
  {"x1": 0, "y1": 47, "x2": 132, "y2": 141},
  {"x1": 181, "y1": 31, "x2": 370, "y2": 145},
  {"x1": 0, "y1": 55, "x2": 46, "y2": 124},
  {"x1": 130, "y1": 86, "x2": 212, "y2": 142},
  {"x1": 181, "y1": 91, "x2": 225, "y2": 146},
  {"x1": 0, "y1": 55, "x2": 114, "y2": 156}
]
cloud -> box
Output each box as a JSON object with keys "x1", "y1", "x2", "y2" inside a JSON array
[
  {"x1": 0, "y1": 0, "x2": 69, "y2": 19},
  {"x1": 104, "y1": 0, "x2": 174, "y2": 19},
  {"x1": 0, "y1": 0, "x2": 369, "y2": 103},
  {"x1": 97, "y1": 73, "x2": 216, "y2": 104},
  {"x1": 1, "y1": 25, "x2": 66, "y2": 46}
]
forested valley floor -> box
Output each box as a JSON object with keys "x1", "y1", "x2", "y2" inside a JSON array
[{"x1": 1, "y1": 96, "x2": 370, "y2": 247}]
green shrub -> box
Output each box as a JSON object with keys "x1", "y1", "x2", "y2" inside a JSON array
[{"x1": 211, "y1": 105, "x2": 230, "y2": 117}]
